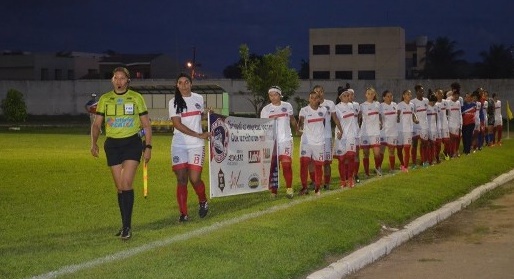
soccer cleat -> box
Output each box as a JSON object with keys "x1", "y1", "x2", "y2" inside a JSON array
[
  {"x1": 347, "y1": 179, "x2": 355, "y2": 188},
  {"x1": 323, "y1": 184, "x2": 330, "y2": 190},
  {"x1": 120, "y1": 227, "x2": 131, "y2": 240},
  {"x1": 199, "y1": 201, "x2": 209, "y2": 218},
  {"x1": 400, "y1": 165, "x2": 409, "y2": 173},
  {"x1": 286, "y1": 188, "x2": 294, "y2": 199},
  {"x1": 375, "y1": 168, "x2": 382, "y2": 176},
  {"x1": 340, "y1": 181, "x2": 347, "y2": 188},
  {"x1": 299, "y1": 187, "x2": 308, "y2": 196},
  {"x1": 355, "y1": 175, "x2": 360, "y2": 183},
  {"x1": 179, "y1": 214, "x2": 189, "y2": 222},
  {"x1": 314, "y1": 189, "x2": 321, "y2": 196},
  {"x1": 422, "y1": 162, "x2": 430, "y2": 168},
  {"x1": 114, "y1": 227, "x2": 123, "y2": 237}
]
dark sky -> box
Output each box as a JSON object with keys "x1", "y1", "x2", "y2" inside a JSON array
[{"x1": 2, "y1": 0, "x2": 513, "y2": 78}]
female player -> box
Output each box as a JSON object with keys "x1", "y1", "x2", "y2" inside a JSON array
[
  {"x1": 334, "y1": 89, "x2": 357, "y2": 188},
  {"x1": 260, "y1": 86, "x2": 298, "y2": 198},
  {"x1": 298, "y1": 91, "x2": 332, "y2": 195},
  {"x1": 396, "y1": 89, "x2": 418, "y2": 172},
  {"x1": 359, "y1": 87, "x2": 382, "y2": 177},
  {"x1": 379, "y1": 90, "x2": 398, "y2": 172},
  {"x1": 90, "y1": 67, "x2": 152, "y2": 240},
  {"x1": 169, "y1": 73, "x2": 211, "y2": 222}
]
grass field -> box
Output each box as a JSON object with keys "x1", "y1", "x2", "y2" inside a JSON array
[{"x1": 1, "y1": 128, "x2": 513, "y2": 279}]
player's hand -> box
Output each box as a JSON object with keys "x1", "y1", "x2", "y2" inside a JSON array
[
  {"x1": 337, "y1": 131, "x2": 342, "y2": 140},
  {"x1": 143, "y1": 148, "x2": 151, "y2": 163},
  {"x1": 90, "y1": 143, "x2": 99, "y2": 158}
]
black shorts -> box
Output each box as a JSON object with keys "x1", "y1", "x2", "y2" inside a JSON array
[{"x1": 104, "y1": 134, "x2": 143, "y2": 166}]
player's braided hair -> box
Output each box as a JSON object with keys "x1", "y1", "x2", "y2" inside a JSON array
[{"x1": 174, "y1": 73, "x2": 192, "y2": 114}]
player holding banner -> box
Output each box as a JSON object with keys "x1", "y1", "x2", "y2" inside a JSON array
[
  {"x1": 260, "y1": 86, "x2": 298, "y2": 198},
  {"x1": 169, "y1": 73, "x2": 211, "y2": 222}
]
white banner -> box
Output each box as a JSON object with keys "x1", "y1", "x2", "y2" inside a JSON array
[{"x1": 208, "y1": 113, "x2": 278, "y2": 198}]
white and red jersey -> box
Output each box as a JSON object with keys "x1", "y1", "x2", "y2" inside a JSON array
[
  {"x1": 260, "y1": 101, "x2": 294, "y2": 143},
  {"x1": 169, "y1": 92, "x2": 204, "y2": 148},
  {"x1": 320, "y1": 99, "x2": 336, "y2": 138},
  {"x1": 481, "y1": 100, "x2": 489, "y2": 123},
  {"x1": 412, "y1": 97, "x2": 429, "y2": 130},
  {"x1": 299, "y1": 105, "x2": 327, "y2": 145},
  {"x1": 380, "y1": 102, "x2": 398, "y2": 138},
  {"x1": 494, "y1": 100, "x2": 502, "y2": 125},
  {"x1": 426, "y1": 104, "x2": 438, "y2": 138},
  {"x1": 397, "y1": 101, "x2": 415, "y2": 133},
  {"x1": 436, "y1": 100, "x2": 449, "y2": 130},
  {"x1": 335, "y1": 102, "x2": 358, "y2": 139},
  {"x1": 447, "y1": 99, "x2": 462, "y2": 129},
  {"x1": 359, "y1": 101, "x2": 381, "y2": 137}
]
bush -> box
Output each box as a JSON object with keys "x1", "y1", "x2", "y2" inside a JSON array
[{"x1": 1, "y1": 89, "x2": 27, "y2": 123}]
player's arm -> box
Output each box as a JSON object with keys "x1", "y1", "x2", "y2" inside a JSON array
[
  {"x1": 171, "y1": 116, "x2": 210, "y2": 139},
  {"x1": 140, "y1": 113, "x2": 152, "y2": 163},
  {"x1": 289, "y1": 115, "x2": 299, "y2": 134},
  {"x1": 90, "y1": 114, "x2": 104, "y2": 157},
  {"x1": 297, "y1": 115, "x2": 305, "y2": 135}
]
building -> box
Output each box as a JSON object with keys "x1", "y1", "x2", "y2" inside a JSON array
[
  {"x1": 98, "y1": 53, "x2": 182, "y2": 80},
  {"x1": 0, "y1": 51, "x2": 183, "y2": 80},
  {"x1": 309, "y1": 27, "x2": 426, "y2": 80},
  {"x1": 0, "y1": 51, "x2": 103, "y2": 80}
]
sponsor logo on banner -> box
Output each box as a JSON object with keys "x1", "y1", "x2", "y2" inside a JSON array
[
  {"x1": 218, "y1": 168, "x2": 226, "y2": 192},
  {"x1": 248, "y1": 150, "x2": 261, "y2": 163},
  {"x1": 248, "y1": 173, "x2": 260, "y2": 189},
  {"x1": 229, "y1": 170, "x2": 243, "y2": 189},
  {"x1": 227, "y1": 150, "x2": 244, "y2": 166},
  {"x1": 211, "y1": 118, "x2": 229, "y2": 163}
]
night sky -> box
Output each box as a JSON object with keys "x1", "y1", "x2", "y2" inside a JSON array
[{"x1": 2, "y1": 0, "x2": 513, "y2": 77}]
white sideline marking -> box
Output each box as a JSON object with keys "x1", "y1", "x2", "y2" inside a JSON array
[{"x1": 30, "y1": 188, "x2": 350, "y2": 279}]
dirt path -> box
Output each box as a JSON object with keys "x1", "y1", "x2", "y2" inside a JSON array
[{"x1": 347, "y1": 181, "x2": 514, "y2": 279}]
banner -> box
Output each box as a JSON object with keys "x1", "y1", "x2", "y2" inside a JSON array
[{"x1": 208, "y1": 113, "x2": 278, "y2": 198}]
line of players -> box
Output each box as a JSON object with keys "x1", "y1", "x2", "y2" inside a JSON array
[{"x1": 261, "y1": 83, "x2": 504, "y2": 198}]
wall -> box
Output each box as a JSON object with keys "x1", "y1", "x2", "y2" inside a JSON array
[{"x1": 1, "y1": 79, "x2": 513, "y2": 118}]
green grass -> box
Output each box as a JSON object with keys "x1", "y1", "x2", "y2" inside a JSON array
[{"x1": 1, "y1": 129, "x2": 513, "y2": 279}]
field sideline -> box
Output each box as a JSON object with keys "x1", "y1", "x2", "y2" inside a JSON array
[{"x1": 1, "y1": 129, "x2": 513, "y2": 279}]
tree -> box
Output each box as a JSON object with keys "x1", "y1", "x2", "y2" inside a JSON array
[
  {"x1": 1, "y1": 89, "x2": 27, "y2": 123},
  {"x1": 477, "y1": 44, "x2": 514, "y2": 78},
  {"x1": 422, "y1": 37, "x2": 466, "y2": 79},
  {"x1": 239, "y1": 44, "x2": 300, "y2": 116}
]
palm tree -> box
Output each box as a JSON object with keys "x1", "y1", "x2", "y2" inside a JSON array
[
  {"x1": 422, "y1": 37, "x2": 466, "y2": 79},
  {"x1": 477, "y1": 44, "x2": 514, "y2": 78}
]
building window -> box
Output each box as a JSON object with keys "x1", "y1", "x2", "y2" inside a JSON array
[
  {"x1": 335, "y1": 44, "x2": 352, "y2": 54},
  {"x1": 54, "y1": 69, "x2": 62, "y2": 80},
  {"x1": 67, "y1": 70, "x2": 74, "y2": 80},
  {"x1": 312, "y1": 71, "x2": 330, "y2": 79},
  {"x1": 358, "y1": 44, "x2": 375, "y2": 54},
  {"x1": 358, "y1": 71, "x2": 375, "y2": 80},
  {"x1": 312, "y1": 45, "x2": 330, "y2": 55},
  {"x1": 41, "y1": 68, "x2": 49, "y2": 80},
  {"x1": 335, "y1": 71, "x2": 352, "y2": 80}
]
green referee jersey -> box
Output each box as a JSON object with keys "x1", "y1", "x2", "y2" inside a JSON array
[{"x1": 96, "y1": 89, "x2": 148, "y2": 138}]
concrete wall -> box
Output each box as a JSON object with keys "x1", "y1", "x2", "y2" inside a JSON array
[{"x1": 1, "y1": 79, "x2": 513, "y2": 118}]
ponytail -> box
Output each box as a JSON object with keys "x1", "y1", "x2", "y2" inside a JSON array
[{"x1": 173, "y1": 73, "x2": 192, "y2": 114}]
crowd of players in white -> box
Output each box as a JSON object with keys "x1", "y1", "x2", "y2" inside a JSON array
[{"x1": 261, "y1": 83, "x2": 505, "y2": 197}]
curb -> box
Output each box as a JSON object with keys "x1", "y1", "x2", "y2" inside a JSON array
[{"x1": 307, "y1": 169, "x2": 514, "y2": 279}]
